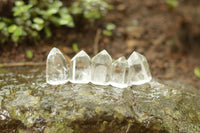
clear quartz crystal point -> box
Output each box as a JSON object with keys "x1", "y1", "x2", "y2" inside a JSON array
[
  {"x1": 69, "y1": 50, "x2": 91, "y2": 83},
  {"x1": 46, "y1": 47, "x2": 68, "y2": 85},
  {"x1": 110, "y1": 56, "x2": 129, "y2": 88},
  {"x1": 91, "y1": 50, "x2": 112, "y2": 85},
  {"x1": 128, "y1": 51, "x2": 152, "y2": 85}
]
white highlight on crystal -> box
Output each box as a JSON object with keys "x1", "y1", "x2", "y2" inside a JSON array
[
  {"x1": 128, "y1": 51, "x2": 152, "y2": 85},
  {"x1": 46, "y1": 47, "x2": 68, "y2": 85},
  {"x1": 91, "y1": 50, "x2": 112, "y2": 85},
  {"x1": 69, "y1": 50, "x2": 91, "y2": 83}
]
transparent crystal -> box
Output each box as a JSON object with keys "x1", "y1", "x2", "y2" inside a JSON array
[
  {"x1": 46, "y1": 47, "x2": 68, "y2": 85},
  {"x1": 91, "y1": 50, "x2": 112, "y2": 85},
  {"x1": 110, "y1": 57, "x2": 129, "y2": 88},
  {"x1": 128, "y1": 51, "x2": 152, "y2": 85},
  {"x1": 69, "y1": 50, "x2": 91, "y2": 83}
]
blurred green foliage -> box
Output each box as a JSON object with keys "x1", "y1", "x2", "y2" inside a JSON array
[
  {"x1": 194, "y1": 67, "x2": 200, "y2": 79},
  {"x1": 72, "y1": 43, "x2": 79, "y2": 53},
  {"x1": 26, "y1": 50, "x2": 33, "y2": 59},
  {"x1": 70, "y1": 0, "x2": 112, "y2": 22},
  {"x1": 103, "y1": 23, "x2": 116, "y2": 36},
  {"x1": 166, "y1": 0, "x2": 179, "y2": 9},
  {"x1": 0, "y1": 0, "x2": 112, "y2": 44}
]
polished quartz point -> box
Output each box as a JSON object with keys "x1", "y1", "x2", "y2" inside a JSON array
[
  {"x1": 91, "y1": 50, "x2": 112, "y2": 85},
  {"x1": 110, "y1": 56, "x2": 129, "y2": 88},
  {"x1": 46, "y1": 47, "x2": 68, "y2": 85},
  {"x1": 128, "y1": 51, "x2": 152, "y2": 85},
  {"x1": 69, "y1": 50, "x2": 91, "y2": 83}
]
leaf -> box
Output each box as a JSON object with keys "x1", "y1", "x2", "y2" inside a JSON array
[
  {"x1": 13, "y1": 27, "x2": 23, "y2": 37},
  {"x1": 59, "y1": 18, "x2": 74, "y2": 27},
  {"x1": 166, "y1": 0, "x2": 178, "y2": 8},
  {"x1": 72, "y1": 43, "x2": 79, "y2": 53},
  {"x1": 11, "y1": 34, "x2": 19, "y2": 42},
  {"x1": 194, "y1": 67, "x2": 200, "y2": 79},
  {"x1": 106, "y1": 23, "x2": 116, "y2": 30},
  {"x1": 44, "y1": 27, "x2": 52, "y2": 37},
  {"x1": 31, "y1": 24, "x2": 43, "y2": 31},
  {"x1": 25, "y1": 20, "x2": 32, "y2": 26},
  {"x1": 103, "y1": 29, "x2": 112, "y2": 36},
  {"x1": 21, "y1": 13, "x2": 31, "y2": 20},
  {"x1": 33, "y1": 17, "x2": 44, "y2": 25},
  {"x1": 84, "y1": 10, "x2": 101, "y2": 21},
  {"x1": 103, "y1": 121, "x2": 108, "y2": 126},
  {"x1": 13, "y1": 5, "x2": 32, "y2": 16},
  {"x1": 53, "y1": 1, "x2": 62, "y2": 8},
  {"x1": 31, "y1": 31, "x2": 39, "y2": 38},
  {"x1": 13, "y1": 9, "x2": 21, "y2": 17},
  {"x1": 0, "y1": 22, "x2": 6, "y2": 30},
  {"x1": 2, "y1": 17, "x2": 13, "y2": 24},
  {"x1": 59, "y1": 15, "x2": 74, "y2": 26},
  {"x1": 59, "y1": 7, "x2": 69, "y2": 15},
  {"x1": 26, "y1": 50, "x2": 33, "y2": 59},
  {"x1": 23, "y1": 5, "x2": 33, "y2": 11},
  {"x1": 47, "y1": 8, "x2": 58, "y2": 16},
  {"x1": 70, "y1": 2, "x2": 82, "y2": 14},
  {"x1": 29, "y1": 0, "x2": 38, "y2": 5},
  {"x1": 1, "y1": 28, "x2": 9, "y2": 36},
  {"x1": 8, "y1": 24, "x2": 18, "y2": 33},
  {"x1": 15, "y1": 1, "x2": 25, "y2": 6}
]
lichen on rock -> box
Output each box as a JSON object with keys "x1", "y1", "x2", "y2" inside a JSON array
[{"x1": 0, "y1": 67, "x2": 199, "y2": 133}]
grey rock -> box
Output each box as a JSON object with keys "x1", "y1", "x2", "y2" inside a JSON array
[{"x1": 0, "y1": 67, "x2": 199, "y2": 133}]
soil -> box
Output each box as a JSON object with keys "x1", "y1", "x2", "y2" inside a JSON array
[{"x1": 0, "y1": 0, "x2": 200, "y2": 89}]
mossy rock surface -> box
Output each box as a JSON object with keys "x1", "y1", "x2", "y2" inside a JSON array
[{"x1": 0, "y1": 67, "x2": 199, "y2": 133}]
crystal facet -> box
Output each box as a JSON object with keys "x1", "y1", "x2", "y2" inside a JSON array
[
  {"x1": 46, "y1": 47, "x2": 68, "y2": 85},
  {"x1": 69, "y1": 50, "x2": 91, "y2": 83},
  {"x1": 128, "y1": 51, "x2": 152, "y2": 85},
  {"x1": 110, "y1": 57, "x2": 129, "y2": 88},
  {"x1": 91, "y1": 50, "x2": 112, "y2": 85}
]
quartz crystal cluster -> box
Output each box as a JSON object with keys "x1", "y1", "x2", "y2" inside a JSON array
[{"x1": 46, "y1": 47, "x2": 152, "y2": 88}]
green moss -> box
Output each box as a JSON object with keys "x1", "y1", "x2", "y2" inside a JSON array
[
  {"x1": 0, "y1": 68, "x2": 9, "y2": 74},
  {"x1": 44, "y1": 123, "x2": 74, "y2": 133}
]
